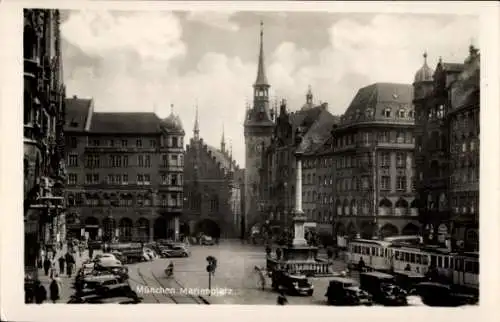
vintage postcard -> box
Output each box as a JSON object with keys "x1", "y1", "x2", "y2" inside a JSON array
[{"x1": 1, "y1": 0, "x2": 499, "y2": 321}]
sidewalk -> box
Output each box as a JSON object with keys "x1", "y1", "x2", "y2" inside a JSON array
[{"x1": 38, "y1": 246, "x2": 89, "y2": 303}]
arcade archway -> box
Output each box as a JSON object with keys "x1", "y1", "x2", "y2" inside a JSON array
[
  {"x1": 195, "y1": 219, "x2": 221, "y2": 239},
  {"x1": 402, "y1": 223, "x2": 420, "y2": 236},
  {"x1": 136, "y1": 218, "x2": 150, "y2": 242},
  {"x1": 102, "y1": 216, "x2": 116, "y2": 242},
  {"x1": 360, "y1": 221, "x2": 376, "y2": 239},
  {"x1": 84, "y1": 216, "x2": 99, "y2": 240},
  {"x1": 380, "y1": 223, "x2": 399, "y2": 238}
]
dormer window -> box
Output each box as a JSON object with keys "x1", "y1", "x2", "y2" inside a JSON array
[
  {"x1": 365, "y1": 108, "x2": 374, "y2": 118},
  {"x1": 397, "y1": 109, "x2": 406, "y2": 118},
  {"x1": 383, "y1": 108, "x2": 391, "y2": 118},
  {"x1": 408, "y1": 110, "x2": 415, "y2": 118}
]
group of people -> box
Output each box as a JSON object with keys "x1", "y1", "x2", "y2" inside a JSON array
[{"x1": 26, "y1": 243, "x2": 81, "y2": 304}]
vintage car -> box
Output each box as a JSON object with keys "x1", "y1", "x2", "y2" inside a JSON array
[
  {"x1": 411, "y1": 282, "x2": 479, "y2": 307},
  {"x1": 325, "y1": 277, "x2": 373, "y2": 306},
  {"x1": 68, "y1": 289, "x2": 142, "y2": 304},
  {"x1": 393, "y1": 271, "x2": 427, "y2": 292},
  {"x1": 271, "y1": 270, "x2": 314, "y2": 296},
  {"x1": 160, "y1": 244, "x2": 190, "y2": 258},
  {"x1": 359, "y1": 272, "x2": 408, "y2": 306},
  {"x1": 200, "y1": 235, "x2": 215, "y2": 245}
]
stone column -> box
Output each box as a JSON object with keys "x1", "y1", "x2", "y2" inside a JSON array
[
  {"x1": 174, "y1": 216, "x2": 180, "y2": 242},
  {"x1": 292, "y1": 153, "x2": 307, "y2": 247}
]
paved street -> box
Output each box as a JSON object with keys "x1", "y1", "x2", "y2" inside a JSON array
[{"x1": 127, "y1": 240, "x2": 348, "y2": 305}]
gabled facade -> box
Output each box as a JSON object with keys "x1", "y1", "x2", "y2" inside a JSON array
[{"x1": 184, "y1": 107, "x2": 244, "y2": 239}]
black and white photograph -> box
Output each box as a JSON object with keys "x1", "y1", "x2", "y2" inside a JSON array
[{"x1": 1, "y1": 0, "x2": 499, "y2": 321}]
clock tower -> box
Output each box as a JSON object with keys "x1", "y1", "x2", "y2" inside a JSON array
[{"x1": 243, "y1": 21, "x2": 275, "y2": 237}]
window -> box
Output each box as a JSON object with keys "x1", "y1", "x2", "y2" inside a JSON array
[
  {"x1": 115, "y1": 174, "x2": 121, "y2": 184},
  {"x1": 361, "y1": 177, "x2": 369, "y2": 190},
  {"x1": 380, "y1": 152, "x2": 390, "y2": 167},
  {"x1": 170, "y1": 154, "x2": 178, "y2": 166},
  {"x1": 109, "y1": 139, "x2": 114, "y2": 147},
  {"x1": 68, "y1": 154, "x2": 79, "y2": 167},
  {"x1": 93, "y1": 174, "x2": 99, "y2": 184},
  {"x1": 123, "y1": 156, "x2": 128, "y2": 168},
  {"x1": 137, "y1": 174, "x2": 144, "y2": 185},
  {"x1": 144, "y1": 174, "x2": 151, "y2": 185},
  {"x1": 381, "y1": 176, "x2": 390, "y2": 190},
  {"x1": 92, "y1": 139, "x2": 100, "y2": 147},
  {"x1": 396, "y1": 132, "x2": 404, "y2": 143},
  {"x1": 121, "y1": 140, "x2": 127, "y2": 147},
  {"x1": 161, "y1": 174, "x2": 168, "y2": 185},
  {"x1": 68, "y1": 174, "x2": 77, "y2": 185},
  {"x1": 162, "y1": 155, "x2": 168, "y2": 167},
  {"x1": 409, "y1": 110, "x2": 415, "y2": 118},
  {"x1": 397, "y1": 109, "x2": 406, "y2": 118},
  {"x1": 136, "y1": 139, "x2": 142, "y2": 147},
  {"x1": 107, "y1": 174, "x2": 114, "y2": 185},
  {"x1": 383, "y1": 108, "x2": 391, "y2": 117},
  {"x1": 122, "y1": 174, "x2": 128, "y2": 185},
  {"x1": 145, "y1": 155, "x2": 151, "y2": 168},
  {"x1": 172, "y1": 137, "x2": 178, "y2": 147},
  {"x1": 437, "y1": 105, "x2": 445, "y2": 119},
  {"x1": 396, "y1": 153, "x2": 406, "y2": 168},
  {"x1": 396, "y1": 176, "x2": 407, "y2": 191},
  {"x1": 70, "y1": 137, "x2": 77, "y2": 148},
  {"x1": 150, "y1": 139, "x2": 156, "y2": 148},
  {"x1": 138, "y1": 155, "x2": 144, "y2": 167}
]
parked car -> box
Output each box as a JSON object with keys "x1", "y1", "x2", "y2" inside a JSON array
[
  {"x1": 271, "y1": 270, "x2": 314, "y2": 296},
  {"x1": 160, "y1": 245, "x2": 190, "y2": 258},
  {"x1": 411, "y1": 282, "x2": 479, "y2": 307},
  {"x1": 94, "y1": 253, "x2": 118, "y2": 262},
  {"x1": 325, "y1": 277, "x2": 373, "y2": 306},
  {"x1": 144, "y1": 247, "x2": 158, "y2": 260},
  {"x1": 200, "y1": 235, "x2": 215, "y2": 245},
  {"x1": 359, "y1": 272, "x2": 407, "y2": 306}
]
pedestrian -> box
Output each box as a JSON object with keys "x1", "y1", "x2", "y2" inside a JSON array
[
  {"x1": 277, "y1": 290, "x2": 288, "y2": 305},
  {"x1": 34, "y1": 280, "x2": 47, "y2": 304},
  {"x1": 65, "y1": 251, "x2": 75, "y2": 277},
  {"x1": 43, "y1": 257, "x2": 51, "y2": 276},
  {"x1": 58, "y1": 255, "x2": 65, "y2": 276},
  {"x1": 49, "y1": 275, "x2": 61, "y2": 303},
  {"x1": 88, "y1": 247, "x2": 94, "y2": 261}
]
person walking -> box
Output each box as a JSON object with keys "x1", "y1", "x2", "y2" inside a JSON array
[
  {"x1": 43, "y1": 257, "x2": 51, "y2": 276},
  {"x1": 34, "y1": 280, "x2": 47, "y2": 304},
  {"x1": 58, "y1": 256, "x2": 65, "y2": 276},
  {"x1": 65, "y1": 251, "x2": 75, "y2": 277},
  {"x1": 277, "y1": 290, "x2": 288, "y2": 305},
  {"x1": 49, "y1": 275, "x2": 61, "y2": 303}
]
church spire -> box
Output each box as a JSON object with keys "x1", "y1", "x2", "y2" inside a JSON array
[
  {"x1": 193, "y1": 102, "x2": 200, "y2": 140},
  {"x1": 221, "y1": 124, "x2": 226, "y2": 153},
  {"x1": 254, "y1": 20, "x2": 269, "y2": 86},
  {"x1": 306, "y1": 84, "x2": 313, "y2": 104}
]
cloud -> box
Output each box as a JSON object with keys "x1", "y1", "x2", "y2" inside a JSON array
[
  {"x1": 186, "y1": 11, "x2": 239, "y2": 31},
  {"x1": 62, "y1": 11, "x2": 478, "y2": 167}
]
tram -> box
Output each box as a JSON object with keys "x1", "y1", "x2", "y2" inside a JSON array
[{"x1": 346, "y1": 237, "x2": 479, "y2": 290}]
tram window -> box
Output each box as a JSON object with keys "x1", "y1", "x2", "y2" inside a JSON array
[
  {"x1": 422, "y1": 256, "x2": 429, "y2": 265},
  {"x1": 395, "y1": 251, "x2": 399, "y2": 260},
  {"x1": 416, "y1": 254, "x2": 421, "y2": 264},
  {"x1": 455, "y1": 258, "x2": 462, "y2": 270},
  {"x1": 465, "y1": 261, "x2": 472, "y2": 273},
  {"x1": 384, "y1": 249, "x2": 388, "y2": 257},
  {"x1": 371, "y1": 247, "x2": 376, "y2": 256},
  {"x1": 405, "y1": 253, "x2": 410, "y2": 262},
  {"x1": 450, "y1": 258, "x2": 454, "y2": 269},
  {"x1": 444, "y1": 257, "x2": 449, "y2": 269},
  {"x1": 410, "y1": 253, "x2": 416, "y2": 263},
  {"x1": 431, "y1": 255, "x2": 437, "y2": 266},
  {"x1": 438, "y1": 256, "x2": 443, "y2": 268}
]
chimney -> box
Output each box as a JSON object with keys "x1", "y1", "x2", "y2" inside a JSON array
[{"x1": 73, "y1": 95, "x2": 77, "y2": 99}]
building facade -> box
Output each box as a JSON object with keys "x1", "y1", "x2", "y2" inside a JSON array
[
  {"x1": 64, "y1": 99, "x2": 185, "y2": 243},
  {"x1": 23, "y1": 9, "x2": 67, "y2": 279},
  {"x1": 331, "y1": 83, "x2": 420, "y2": 243},
  {"x1": 260, "y1": 90, "x2": 339, "y2": 238},
  {"x1": 414, "y1": 46, "x2": 479, "y2": 252},
  {"x1": 244, "y1": 22, "x2": 275, "y2": 236},
  {"x1": 183, "y1": 108, "x2": 244, "y2": 239}
]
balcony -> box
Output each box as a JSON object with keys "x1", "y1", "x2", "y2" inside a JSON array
[
  {"x1": 158, "y1": 184, "x2": 183, "y2": 192},
  {"x1": 157, "y1": 204, "x2": 183, "y2": 213},
  {"x1": 84, "y1": 146, "x2": 156, "y2": 153},
  {"x1": 160, "y1": 164, "x2": 183, "y2": 172}
]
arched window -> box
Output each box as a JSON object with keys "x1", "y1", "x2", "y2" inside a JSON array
[
  {"x1": 383, "y1": 108, "x2": 391, "y2": 118},
  {"x1": 397, "y1": 109, "x2": 406, "y2": 118}
]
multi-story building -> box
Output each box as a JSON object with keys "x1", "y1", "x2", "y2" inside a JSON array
[
  {"x1": 331, "y1": 83, "x2": 420, "y2": 242},
  {"x1": 183, "y1": 108, "x2": 244, "y2": 239},
  {"x1": 260, "y1": 90, "x2": 339, "y2": 237},
  {"x1": 64, "y1": 99, "x2": 185, "y2": 242},
  {"x1": 23, "y1": 9, "x2": 67, "y2": 279},
  {"x1": 414, "y1": 46, "x2": 479, "y2": 251},
  {"x1": 244, "y1": 22, "x2": 275, "y2": 236}
]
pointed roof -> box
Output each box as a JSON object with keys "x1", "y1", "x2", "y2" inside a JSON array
[
  {"x1": 414, "y1": 52, "x2": 434, "y2": 83},
  {"x1": 254, "y1": 21, "x2": 269, "y2": 87},
  {"x1": 221, "y1": 124, "x2": 225, "y2": 145},
  {"x1": 193, "y1": 103, "x2": 200, "y2": 137}
]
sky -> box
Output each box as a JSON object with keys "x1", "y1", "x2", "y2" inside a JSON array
[{"x1": 60, "y1": 10, "x2": 478, "y2": 167}]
